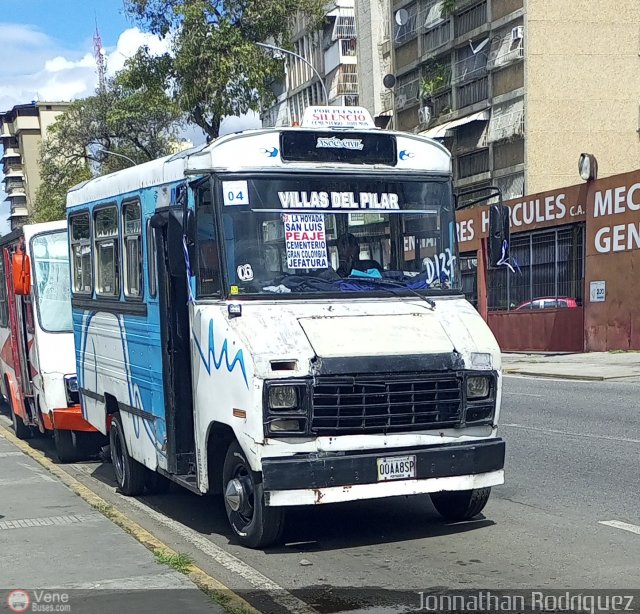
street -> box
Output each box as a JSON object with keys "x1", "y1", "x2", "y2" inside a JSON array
[{"x1": 2, "y1": 374, "x2": 639, "y2": 613}]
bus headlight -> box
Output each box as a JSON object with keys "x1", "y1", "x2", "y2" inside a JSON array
[
  {"x1": 264, "y1": 381, "x2": 310, "y2": 436},
  {"x1": 466, "y1": 376, "x2": 491, "y2": 400},
  {"x1": 269, "y1": 419, "x2": 304, "y2": 432},
  {"x1": 268, "y1": 386, "x2": 299, "y2": 410},
  {"x1": 64, "y1": 374, "x2": 79, "y2": 406}
]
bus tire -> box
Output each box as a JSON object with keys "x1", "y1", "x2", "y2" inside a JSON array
[
  {"x1": 145, "y1": 469, "x2": 171, "y2": 494},
  {"x1": 110, "y1": 414, "x2": 146, "y2": 496},
  {"x1": 430, "y1": 487, "x2": 491, "y2": 521},
  {"x1": 8, "y1": 388, "x2": 31, "y2": 440},
  {"x1": 54, "y1": 429, "x2": 79, "y2": 463},
  {"x1": 222, "y1": 441, "x2": 284, "y2": 548}
]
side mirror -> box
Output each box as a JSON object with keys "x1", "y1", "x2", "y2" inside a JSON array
[
  {"x1": 12, "y1": 251, "x2": 31, "y2": 295},
  {"x1": 488, "y1": 204, "x2": 510, "y2": 268}
]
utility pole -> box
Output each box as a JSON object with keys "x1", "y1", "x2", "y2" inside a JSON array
[{"x1": 94, "y1": 21, "x2": 107, "y2": 94}]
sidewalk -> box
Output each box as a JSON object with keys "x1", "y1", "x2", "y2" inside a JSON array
[
  {"x1": 0, "y1": 426, "x2": 224, "y2": 613},
  {"x1": 502, "y1": 351, "x2": 640, "y2": 380}
]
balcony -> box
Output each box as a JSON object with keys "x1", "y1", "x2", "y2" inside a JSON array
[
  {"x1": 487, "y1": 99, "x2": 525, "y2": 142},
  {"x1": 324, "y1": 38, "x2": 357, "y2": 73},
  {"x1": 457, "y1": 76, "x2": 488, "y2": 108},
  {"x1": 5, "y1": 179, "x2": 26, "y2": 197},
  {"x1": 329, "y1": 66, "x2": 358, "y2": 98},
  {"x1": 452, "y1": 44, "x2": 488, "y2": 85},
  {"x1": 12, "y1": 115, "x2": 40, "y2": 133},
  {"x1": 457, "y1": 148, "x2": 490, "y2": 179},
  {"x1": 2, "y1": 163, "x2": 23, "y2": 178},
  {"x1": 488, "y1": 28, "x2": 524, "y2": 70},
  {"x1": 395, "y1": 74, "x2": 420, "y2": 110},
  {"x1": 1, "y1": 146, "x2": 21, "y2": 160},
  {"x1": 332, "y1": 14, "x2": 356, "y2": 40},
  {"x1": 454, "y1": 1, "x2": 487, "y2": 38},
  {"x1": 423, "y1": 20, "x2": 451, "y2": 53}
]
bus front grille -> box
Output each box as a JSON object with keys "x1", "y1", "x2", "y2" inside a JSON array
[{"x1": 311, "y1": 374, "x2": 462, "y2": 435}]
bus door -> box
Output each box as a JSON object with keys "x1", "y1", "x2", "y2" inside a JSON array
[
  {"x1": 4, "y1": 244, "x2": 34, "y2": 420},
  {"x1": 151, "y1": 197, "x2": 195, "y2": 477}
]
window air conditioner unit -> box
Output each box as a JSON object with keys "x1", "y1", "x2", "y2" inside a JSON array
[
  {"x1": 511, "y1": 26, "x2": 524, "y2": 41},
  {"x1": 418, "y1": 106, "x2": 432, "y2": 124}
]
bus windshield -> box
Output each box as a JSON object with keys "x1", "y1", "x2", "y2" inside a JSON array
[
  {"x1": 31, "y1": 230, "x2": 72, "y2": 333},
  {"x1": 204, "y1": 175, "x2": 460, "y2": 297}
]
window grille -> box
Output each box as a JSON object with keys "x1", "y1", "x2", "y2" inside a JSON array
[{"x1": 487, "y1": 99, "x2": 524, "y2": 142}]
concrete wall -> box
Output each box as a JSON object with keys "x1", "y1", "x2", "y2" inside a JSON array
[
  {"x1": 355, "y1": 0, "x2": 389, "y2": 117},
  {"x1": 525, "y1": 0, "x2": 640, "y2": 194},
  {"x1": 19, "y1": 132, "x2": 42, "y2": 210}
]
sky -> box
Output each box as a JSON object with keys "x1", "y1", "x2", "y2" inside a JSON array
[{"x1": 0, "y1": 0, "x2": 260, "y2": 232}]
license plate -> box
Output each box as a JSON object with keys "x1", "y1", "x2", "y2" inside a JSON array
[{"x1": 376, "y1": 455, "x2": 416, "y2": 481}]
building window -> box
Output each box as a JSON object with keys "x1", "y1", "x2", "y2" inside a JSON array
[
  {"x1": 70, "y1": 212, "x2": 92, "y2": 295},
  {"x1": 94, "y1": 206, "x2": 120, "y2": 297},
  {"x1": 488, "y1": 226, "x2": 585, "y2": 310},
  {"x1": 122, "y1": 201, "x2": 142, "y2": 299}
]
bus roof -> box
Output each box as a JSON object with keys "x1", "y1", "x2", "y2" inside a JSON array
[{"x1": 66, "y1": 127, "x2": 451, "y2": 208}]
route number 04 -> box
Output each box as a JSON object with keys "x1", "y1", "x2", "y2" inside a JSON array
[{"x1": 223, "y1": 181, "x2": 250, "y2": 206}]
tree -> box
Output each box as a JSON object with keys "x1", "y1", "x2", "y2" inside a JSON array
[
  {"x1": 32, "y1": 70, "x2": 183, "y2": 222},
  {"x1": 124, "y1": 0, "x2": 326, "y2": 139}
]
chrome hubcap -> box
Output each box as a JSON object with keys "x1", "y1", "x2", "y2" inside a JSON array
[{"x1": 225, "y1": 478, "x2": 244, "y2": 512}]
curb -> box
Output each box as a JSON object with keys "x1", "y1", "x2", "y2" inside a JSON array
[
  {"x1": 0, "y1": 423, "x2": 259, "y2": 614},
  {"x1": 502, "y1": 369, "x2": 606, "y2": 381}
]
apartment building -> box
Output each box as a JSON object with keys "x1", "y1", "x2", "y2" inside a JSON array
[
  {"x1": 359, "y1": 0, "x2": 640, "y2": 202},
  {"x1": 0, "y1": 101, "x2": 70, "y2": 230},
  {"x1": 262, "y1": 0, "x2": 358, "y2": 127}
]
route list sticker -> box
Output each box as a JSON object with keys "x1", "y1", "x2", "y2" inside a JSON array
[{"x1": 283, "y1": 213, "x2": 328, "y2": 270}]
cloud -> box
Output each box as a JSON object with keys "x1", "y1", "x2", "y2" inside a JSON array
[
  {"x1": 0, "y1": 27, "x2": 171, "y2": 111},
  {"x1": 0, "y1": 24, "x2": 264, "y2": 231}
]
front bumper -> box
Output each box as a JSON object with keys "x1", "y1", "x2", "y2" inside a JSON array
[
  {"x1": 262, "y1": 438, "x2": 505, "y2": 506},
  {"x1": 51, "y1": 405, "x2": 99, "y2": 433}
]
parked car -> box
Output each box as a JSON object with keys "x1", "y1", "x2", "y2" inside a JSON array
[{"x1": 514, "y1": 297, "x2": 579, "y2": 310}]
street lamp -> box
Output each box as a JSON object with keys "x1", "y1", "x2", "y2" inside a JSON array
[
  {"x1": 256, "y1": 42, "x2": 329, "y2": 106},
  {"x1": 97, "y1": 147, "x2": 137, "y2": 167}
]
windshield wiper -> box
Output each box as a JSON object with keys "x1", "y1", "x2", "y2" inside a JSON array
[{"x1": 343, "y1": 276, "x2": 436, "y2": 310}]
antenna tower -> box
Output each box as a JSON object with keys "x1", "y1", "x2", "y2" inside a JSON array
[{"x1": 94, "y1": 22, "x2": 107, "y2": 93}]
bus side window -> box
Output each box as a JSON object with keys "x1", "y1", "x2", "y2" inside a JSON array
[
  {"x1": 94, "y1": 206, "x2": 120, "y2": 297},
  {"x1": 195, "y1": 183, "x2": 221, "y2": 297},
  {"x1": 122, "y1": 200, "x2": 143, "y2": 299},
  {"x1": 70, "y1": 212, "x2": 93, "y2": 295}
]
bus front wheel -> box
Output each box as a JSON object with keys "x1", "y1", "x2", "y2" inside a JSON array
[
  {"x1": 222, "y1": 441, "x2": 284, "y2": 548},
  {"x1": 54, "y1": 429, "x2": 79, "y2": 463},
  {"x1": 110, "y1": 414, "x2": 146, "y2": 496},
  {"x1": 430, "y1": 487, "x2": 491, "y2": 521}
]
